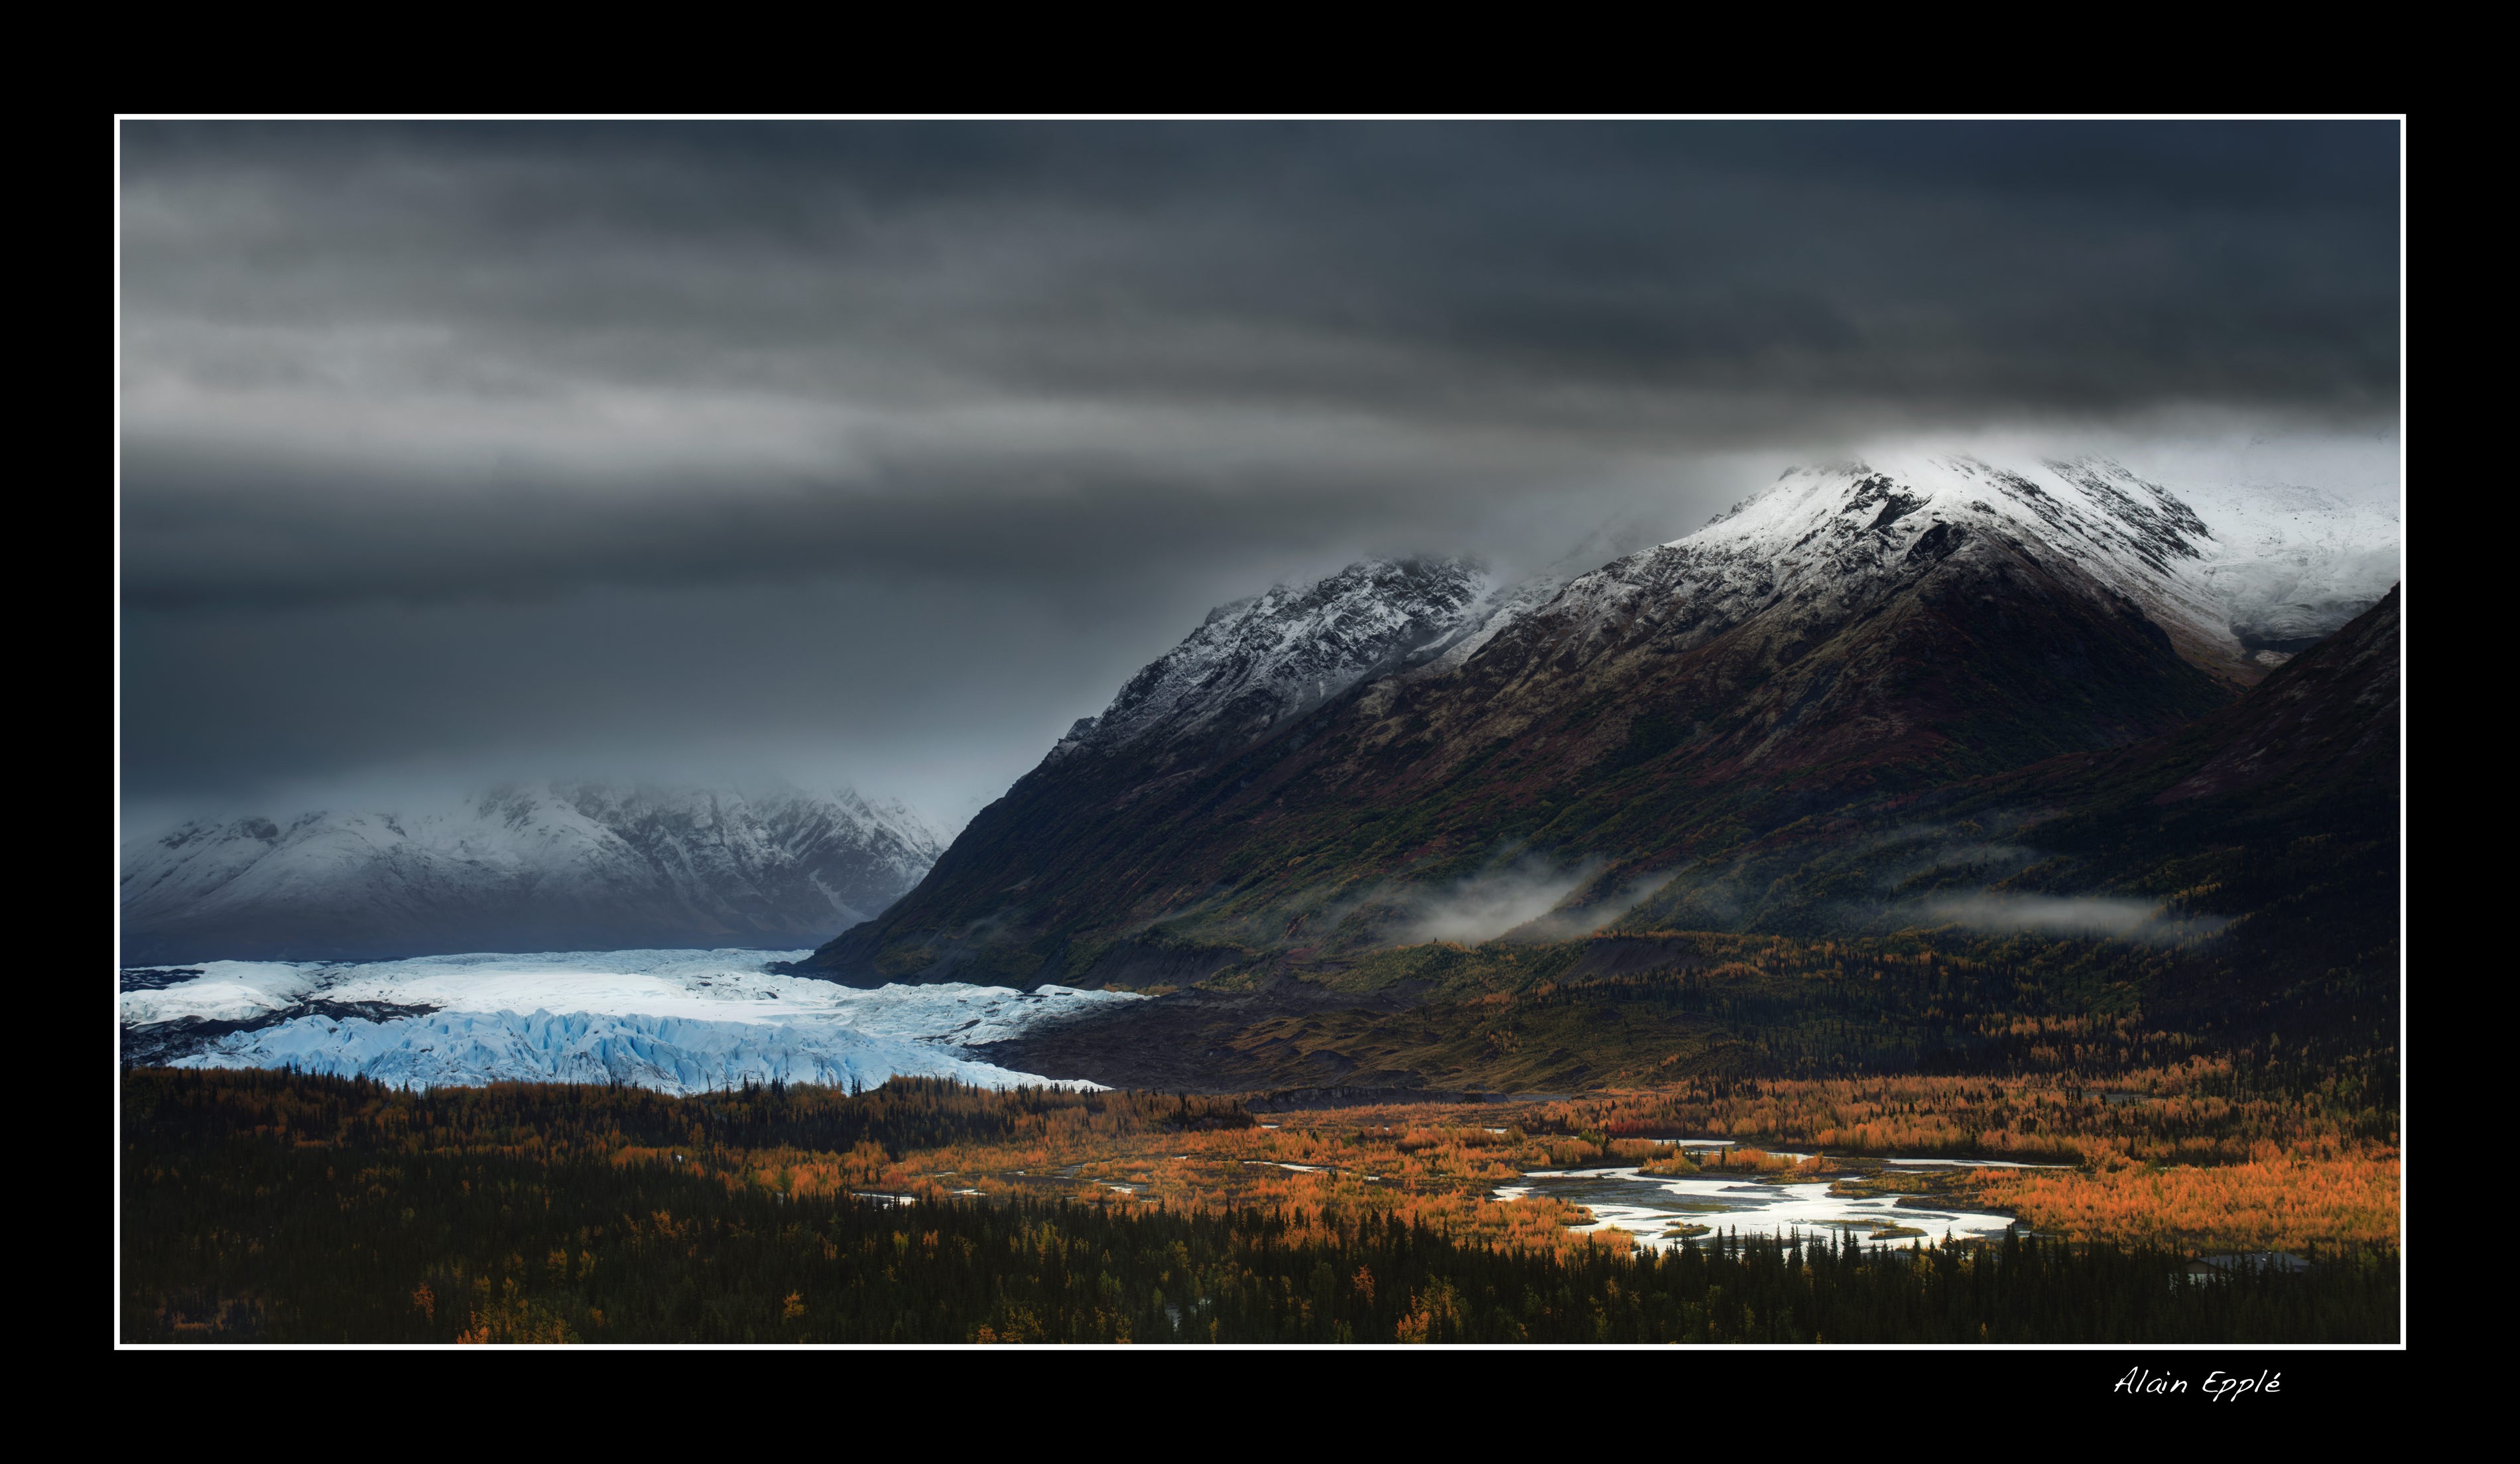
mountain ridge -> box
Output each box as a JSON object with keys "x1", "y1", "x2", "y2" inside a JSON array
[
  {"x1": 804, "y1": 454, "x2": 2384, "y2": 989},
  {"x1": 121, "y1": 782, "x2": 944, "y2": 965},
  {"x1": 971, "y1": 586, "x2": 2401, "y2": 1092}
]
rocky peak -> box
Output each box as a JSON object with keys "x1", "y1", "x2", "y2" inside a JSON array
[{"x1": 1057, "y1": 556, "x2": 1495, "y2": 762}]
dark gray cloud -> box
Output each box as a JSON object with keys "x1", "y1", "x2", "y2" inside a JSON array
[{"x1": 119, "y1": 121, "x2": 2401, "y2": 829}]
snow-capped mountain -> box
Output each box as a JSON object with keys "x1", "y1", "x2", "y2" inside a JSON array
[
  {"x1": 1511, "y1": 454, "x2": 2247, "y2": 685},
  {"x1": 2178, "y1": 481, "x2": 2402, "y2": 655},
  {"x1": 121, "y1": 783, "x2": 945, "y2": 965},
  {"x1": 1054, "y1": 557, "x2": 1497, "y2": 762},
  {"x1": 803, "y1": 451, "x2": 2399, "y2": 986},
  {"x1": 1483, "y1": 454, "x2": 2399, "y2": 687}
]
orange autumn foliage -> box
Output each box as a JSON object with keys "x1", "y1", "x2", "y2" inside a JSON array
[{"x1": 1972, "y1": 1151, "x2": 2399, "y2": 1252}]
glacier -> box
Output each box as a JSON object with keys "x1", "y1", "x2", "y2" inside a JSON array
[{"x1": 120, "y1": 947, "x2": 1139, "y2": 1093}]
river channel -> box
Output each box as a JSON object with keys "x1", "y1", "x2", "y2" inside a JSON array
[{"x1": 1493, "y1": 1142, "x2": 2068, "y2": 1250}]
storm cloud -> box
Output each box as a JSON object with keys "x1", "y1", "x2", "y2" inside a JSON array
[{"x1": 118, "y1": 121, "x2": 2402, "y2": 830}]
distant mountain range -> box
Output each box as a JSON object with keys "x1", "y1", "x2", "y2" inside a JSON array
[
  {"x1": 120, "y1": 783, "x2": 944, "y2": 965},
  {"x1": 798, "y1": 454, "x2": 2399, "y2": 989}
]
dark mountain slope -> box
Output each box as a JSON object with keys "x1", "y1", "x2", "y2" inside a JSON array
[
  {"x1": 1638, "y1": 585, "x2": 2398, "y2": 935},
  {"x1": 979, "y1": 590, "x2": 2399, "y2": 1091},
  {"x1": 1617, "y1": 584, "x2": 2399, "y2": 1047},
  {"x1": 806, "y1": 457, "x2": 2245, "y2": 988}
]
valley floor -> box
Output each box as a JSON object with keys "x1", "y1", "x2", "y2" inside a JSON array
[
  {"x1": 117, "y1": 898, "x2": 2401, "y2": 1345},
  {"x1": 119, "y1": 1066, "x2": 2397, "y2": 1344}
]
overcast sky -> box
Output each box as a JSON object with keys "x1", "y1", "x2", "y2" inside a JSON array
[{"x1": 119, "y1": 120, "x2": 2401, "y2": 836}]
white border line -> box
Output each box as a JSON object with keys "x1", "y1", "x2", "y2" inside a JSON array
[{"x1": 108, "y1": 111, "x2": 2409, "y2": 1351}]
